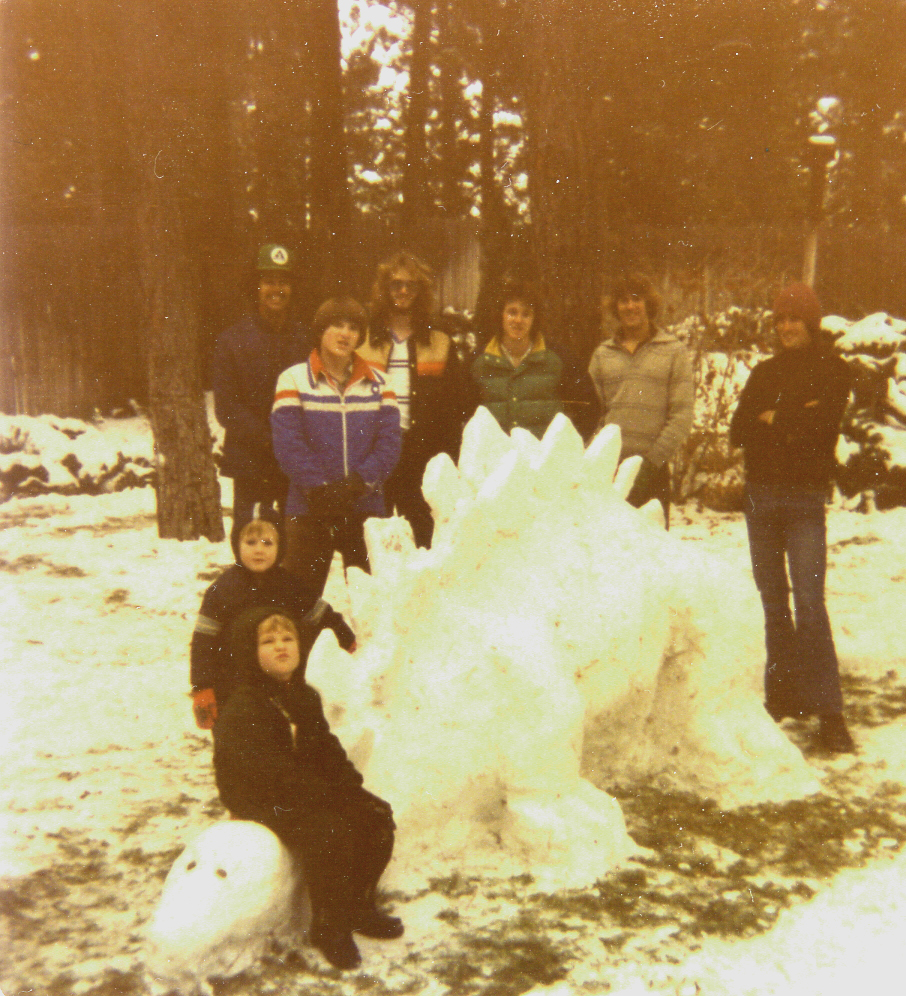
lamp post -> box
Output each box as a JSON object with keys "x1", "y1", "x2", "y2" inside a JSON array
[{"x1": 802, "y1": 133, "x2": 837, "y2": 288}]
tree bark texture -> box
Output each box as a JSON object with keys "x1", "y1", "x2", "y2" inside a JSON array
[
  {"x1": 520, "y1": 1, "x2": 609, "y2": 358},
  {"x1": 139, "y1": 170, "x2": 225, "y2": 543},
  {"x1": 126, "y1": 1, "x2": 226, "y2": 542},
  {"x1": 402, "y1": 0, "x2": 432, "y2": 240},
  {"x1": 306, "y1": 0, "x2": 352, "y2": 282}
]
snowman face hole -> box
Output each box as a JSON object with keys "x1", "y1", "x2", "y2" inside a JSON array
[
  {"x1": 216, "y1": 868, "x2": 228, "y2": 878},
  {"x1": 186, "y1": 861, "x2": 197, "y2": 871}
]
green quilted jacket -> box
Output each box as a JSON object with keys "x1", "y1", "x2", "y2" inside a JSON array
[{"x1": 471, "y1": 336, "x2": 564, "y2": 438}]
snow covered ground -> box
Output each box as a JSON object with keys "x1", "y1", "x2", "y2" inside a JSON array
[{"x1": 2, "y1": 414, "x2": 906, "y2": 996}]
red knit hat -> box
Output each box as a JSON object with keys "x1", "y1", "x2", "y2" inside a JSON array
[{"x1": 772, "y1": 282, "x2": 823, "y2": 337}]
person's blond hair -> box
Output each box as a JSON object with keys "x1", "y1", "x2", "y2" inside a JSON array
[
  {"x1": 257, "y1": 612, "x2": 299, "y2": 642},
  {"x1": 368, "y1": 251, "x2": 435, "y2": 346},
  {"x1": 238, "y1": 519, "x2": 279, "y2": 544}
]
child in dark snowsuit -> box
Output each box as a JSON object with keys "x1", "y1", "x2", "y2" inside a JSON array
[
  {"x1": 212, "y1": 607, "x2": 402, "y2": 970},
  {"x1": 190, "y1": 518, "x2": 355, "y2": 729}
]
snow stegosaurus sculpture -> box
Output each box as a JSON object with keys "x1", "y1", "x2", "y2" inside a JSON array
[{"x1": 308, "y1": 409, "x2": 820, "y2": 891}]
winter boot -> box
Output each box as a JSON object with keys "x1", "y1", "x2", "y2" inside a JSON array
[
  {"x1": 354, "y1": 906, "x2": 405, "y2": 940},
  {"x1": 815, "y1": 713, "x2": 856, "y2": 754},
  {"x1": 310, "y1": 924, "x2": 361, "y2": 970}
]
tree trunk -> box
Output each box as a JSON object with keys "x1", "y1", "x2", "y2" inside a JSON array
[
  {"x1": 139, "y1": 167, "x2": 225, "y2": 542},
  {"x1": 520, "y1": 0, "x2": 607, "y2": 358},
  {"x1": 436, "y1": 0, "x2": 460, "y2": 216},
  {"x1": 402, "y1": 0, "x2": 432, "y2": 240},
  {"x1": 306, "y1": 0, "x2": 353, "y2": 295},
  {"x1": 125, "y1": 0, "x2": 226, "y2": 542},
  {"x1": 473, "y1": 25, "x2": 512, "y2": 333}
]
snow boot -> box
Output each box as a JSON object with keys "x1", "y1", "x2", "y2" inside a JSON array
[
  {"x1": 815, "y1": 713, "x2": 856, "y2": 754},
  {"x1": 354, "y1": 907, "x2": 404, "y2": 940},
  {"x1": 310, "y1": 925, "x2": 361, "y2": 970}
]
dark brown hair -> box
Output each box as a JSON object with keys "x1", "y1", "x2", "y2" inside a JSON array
[
  {"x1": 312, "y1": 297, "x2": 368, "y2": 341},
  {"x1": 606, "y1": 272, "x2": 661, "y2": 323},
  {"x1": 498, "y1": 278, "x2": 543, "y2": 344}
]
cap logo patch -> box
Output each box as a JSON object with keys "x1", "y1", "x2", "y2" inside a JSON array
[{"x1": 270, "y1": 246, "x2": 289, "y2": 266}]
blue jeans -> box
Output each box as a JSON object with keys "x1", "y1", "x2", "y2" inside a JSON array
[{"x1": 744, "y1": 483, "x2": 843, "y2": 716}]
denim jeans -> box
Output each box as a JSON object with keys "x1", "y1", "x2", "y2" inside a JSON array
[{"x1": 744, "y1": 482, "x2": 843, "y2": 716}]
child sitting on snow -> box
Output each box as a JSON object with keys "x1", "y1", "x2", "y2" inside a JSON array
[
  {"x1": 213, "y1": 607, "x2": 403, "y2": 970},
  {"x1": 190, "y1": 518, "x2": 355, "y2": 729}
]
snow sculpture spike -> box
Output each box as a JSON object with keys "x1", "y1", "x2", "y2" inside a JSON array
[{"x1": 306, "y1": 409, "x2": 820, "y2": 892}]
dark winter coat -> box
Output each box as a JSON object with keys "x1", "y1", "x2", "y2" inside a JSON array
[
  {"x1": 213, "y1": 671, "x2": 365, "y2": 829},
  {"x1": 212, "y1": 607, "x2": 396, "y2": 930},
  {"x1": 358, "y1": 326, "x2": 469, "y2": 463},
  {"x1": 471, "y1": 336, "x2": 593, "y2": 439},
  {"x1": 212, "y1": 314, "x2": 309, "y2": 480},
  {"x1": 189, "y1": 562, "x2": 354, "y2": 702},
  {"x1": 729, "y1": 342, "x2": 852, "y2": 490}
]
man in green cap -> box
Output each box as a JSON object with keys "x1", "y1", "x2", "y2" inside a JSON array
[{"x1": 212, "y1": 244, "x2": 309, "y2": 558}]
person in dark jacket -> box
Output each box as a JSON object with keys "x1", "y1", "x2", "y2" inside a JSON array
[
  {"x1": 272, "y1": 297, "x2": 402, "y2": 600},
  {"x1": 212, "y1": 244, "x2": 309, "y2": 557},
  {"x1": 213, "y1": 607, "x2": 402, "y2": 970},
  {"x1": 189, "y1": 518, "x2": 355, "y2": 729},
  {"x1": 470, "y1": 279, "x2": 596, "y2": 440},
  {"x1": 358, "y1": 251, "x2": 468, "y2": 548},
  {"x1": 729, "y1": 282, "x2": 855, "y2": 753}
]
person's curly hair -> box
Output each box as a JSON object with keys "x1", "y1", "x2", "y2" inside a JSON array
[
  {"x1": 368, "y1": 251, "x2": 435, "y2": 347},
  {"x1": 606, "y1": 272, "x2": 661, "y2": 324}
]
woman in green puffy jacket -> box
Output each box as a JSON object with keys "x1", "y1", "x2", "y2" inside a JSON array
[{"x1": 470, "y1": 279, "x2": 595, "y2": 439}]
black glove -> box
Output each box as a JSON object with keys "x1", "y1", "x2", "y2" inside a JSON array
[
  {"x1": 628, "y1": 458, "x2": 660, "y2": 504},
  {"x1": 306, "y1": 473, "x2": 367, "y2": 520},
  {"x1": 323, "y1": 606, "x2": 356, "y2": 651},
  {"x1": 335, "y1": 472, "x2": 367, "y2": 505}
]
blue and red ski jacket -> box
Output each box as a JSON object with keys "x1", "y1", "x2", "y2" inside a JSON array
[{"x1": 271, "y1": 350, "x2": 402, "y2": 517}]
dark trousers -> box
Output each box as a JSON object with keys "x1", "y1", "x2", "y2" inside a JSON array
[
  {"x1": 744, "y1": 482, "x2": 844, "y2": 717},
  {"x1": 627, "y1": 461, "x2": 672, "y2": 529},
  {"x1": 283, "y1": 512, "x2": 370, "y2": 600},
  {"x1": 272, "y1": 789, "x2": 395, "y2": 931},
  {"x1": 231, "y1": 474, "x2": 288, "y2": 558},
  {"x1": 383, "y1": 440, "x2": 434, "y2": 548}
]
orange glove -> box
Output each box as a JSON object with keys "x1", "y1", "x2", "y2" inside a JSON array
[{"x1": 192, "y1": 688, "x2": 217, "y2": 729}]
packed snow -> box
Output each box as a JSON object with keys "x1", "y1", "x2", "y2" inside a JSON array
[{"x1": 3, "y1": 412, "x2": 906, "y2": 996}]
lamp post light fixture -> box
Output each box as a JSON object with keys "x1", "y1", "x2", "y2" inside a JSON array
[{"x1": 802, "y1": 133, "x2": 838, "y2": 288}]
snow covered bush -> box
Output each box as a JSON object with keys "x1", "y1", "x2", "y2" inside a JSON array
[
  {"x1": 0, "y1": 414, "x2": 155, "y2": 502},
  {"x1": 828, "y1": 313, "x2": 906, "y2": 509},
  {"x1": 670, "y1": 308, "x2": 772, "y2": 509}
]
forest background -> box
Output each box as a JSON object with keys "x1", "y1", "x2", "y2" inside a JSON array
[{"x1": 3, "y1": 0, "x2": 906, "y2": 535}]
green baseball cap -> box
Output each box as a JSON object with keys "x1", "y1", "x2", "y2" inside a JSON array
[{"x1": 256, "y1": 244, "x2": 294, "y2": 272}]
